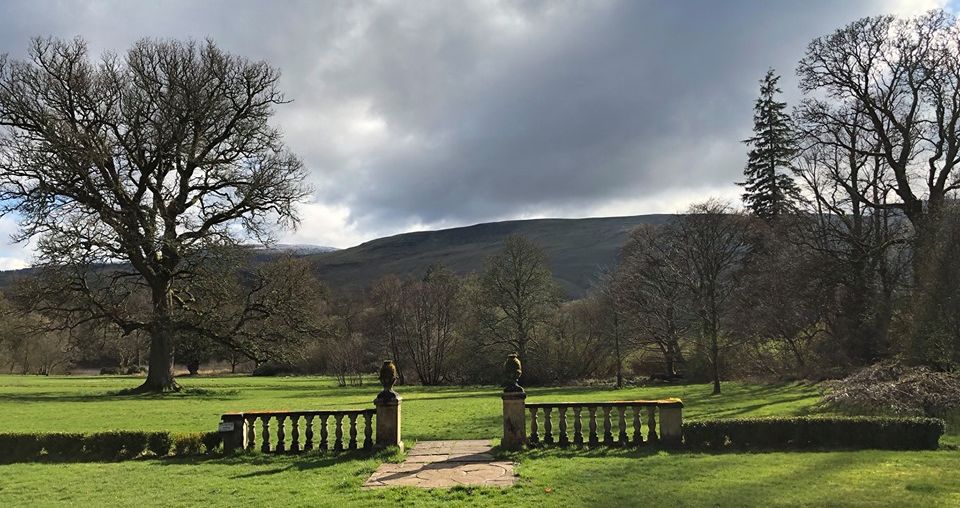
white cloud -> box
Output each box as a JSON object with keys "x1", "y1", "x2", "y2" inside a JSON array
[
  {"x1": 886, "y1": 0, "x2": 950, "y2": 16},
  {"x1": 0, "y1": 257, "x2": 27, "y2": 271}
]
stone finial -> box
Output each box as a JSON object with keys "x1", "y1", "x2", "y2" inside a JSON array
[
  {"x1": 376, "y1": 360, "x2": 399, "y2": 401},
  {"x1": 503, "y1": 353, "x2": 523, "y2": 393}
]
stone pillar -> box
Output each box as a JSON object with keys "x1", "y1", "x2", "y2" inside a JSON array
[
  {"x1": 501, "y1": 353, "x2": 526, "y2": 450},
  {"x1": 659, "y1": 402, "x2": 683, "y2": 447},
  {"x1": 374, "y1": 360, "x2": 403, "y2": 451},
  {"x1": 501, "y1": 391, "x2": 527, "y2": 450},
  {"x1": 219, "y1": 413, "x2": 246, "y2": 454}
]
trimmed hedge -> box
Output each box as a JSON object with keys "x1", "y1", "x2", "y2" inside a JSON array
[
  {"x1": 0, "y1": 431, "x2": 222, "y2": 463},
  {"x1": 683, "y1": 416, "x2": 945, "y2": 451}
]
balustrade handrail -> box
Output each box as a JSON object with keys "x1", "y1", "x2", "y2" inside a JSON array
[
  {"x1": 222, "y1": 408, "x2": 375, "y2": 417},
  {"x1": 526, "y1": 399, "x2": 683, "y2": 409}
]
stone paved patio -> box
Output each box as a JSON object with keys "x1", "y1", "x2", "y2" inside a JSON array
[{"x1": 363, "y1": 440, "x2": 517, "y2": 488}]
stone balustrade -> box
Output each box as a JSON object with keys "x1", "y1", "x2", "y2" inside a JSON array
[
  {"x1": 219, "y1": 361, "x2": 404, "y2": 454},
  {"x1": 523, "y1": 400, "x2": 683, "y2": 448},
  {"x1": 220, "y1": 409, "x2": 377, "y2": 453},
  {"x1": 499, "y1": 354, "x2": 684, "y2": 450}
]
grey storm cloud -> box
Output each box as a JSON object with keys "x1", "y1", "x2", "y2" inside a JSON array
[{"x1": 0, "y1": 0, "x2": 944, "y2": 249}]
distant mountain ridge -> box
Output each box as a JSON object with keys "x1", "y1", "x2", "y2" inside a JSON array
[
  {"x1": 306, "y1": 214, "x2": 674, "y2": 298},
  {"x1": 0, "y1": 215, "x2": 673, "y2": 298}
]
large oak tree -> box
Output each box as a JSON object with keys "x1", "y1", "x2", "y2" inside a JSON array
[{"x1": 0, "y1": 38, "x2": 308, "y2": 392}]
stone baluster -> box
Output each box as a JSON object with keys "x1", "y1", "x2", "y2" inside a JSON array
[
  {"x1": 304, "y1": 415, "x2": 315, "y2": 451},
  {"x1": 276, "y1": 415, "x2": 287, "y2": 453},
  {"x1": 290, "y1": 414, "x2": 301, "y2": 453},
  {"x1": 617, "y1": 407, "x2": 628, "y2": 446},
  {"x1": 363, "y1": 411, "x2": 374, "y2": 450},
  {"x1": 320, "y1": 414, "x2": 329, "y2": 451},
  {"x1": 602, "y1": 406, "x2": 614, "y2": 445},
  {"x1": 348, "y1": 413, "x2": 359, "y2": 450},
  {"x1": 334, "y1": 413, "x2": 345, "y2": 452},
  {"x1": 528, "y1": 407, "x2": 539, "y2": 446},
  {"x1": 632, "y1": 407, "x2": 643, "y2": 446},
  {"x1": 573, "y1": 407, "x2": 584, "y2": 447},
  {"x1": 558, "y1": 406, "x2": 569, "y2": 447},
  {"x1": 245, "y1": 416, "x2": 257, "y2": 451},
  {"x1": 261, "y1": 415, "x2": 271, "y2": 453},
  {"x1": 543, "y1": 407, "x2": 554, "y2": 445},
  {"x1": 647, "y1": 406, "x2": 659, "y2": 443},
  {"x1": 588, "y1": 407, "x2": 599, "y2": 446}
]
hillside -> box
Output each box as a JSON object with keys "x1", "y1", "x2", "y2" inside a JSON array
[
  {"x1": 0, "y1": 215, "x2": 673, "y2": 298},
  {"x1": 307, "y1": 214, "x2": 673, "y2": 298}
]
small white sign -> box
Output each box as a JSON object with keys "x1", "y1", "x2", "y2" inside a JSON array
[{"x1": 218, "y1": 421, "x2": 235, "y2": 432}]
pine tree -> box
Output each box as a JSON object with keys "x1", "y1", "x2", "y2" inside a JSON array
[{"x1": 739, "y1": 69, "x2": 799, "y2": 220}]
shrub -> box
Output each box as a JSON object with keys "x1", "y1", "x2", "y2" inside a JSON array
[
  {"x1": 200, "y1": 432, "x2": 222, "y2": 454},
  {"x1": 172, "y1": 433, "x2": 204, "y2": 456},
  {"x1": 820, "y1": 362, "x2": 960, "y2": 417},
  {"x1": 0, "y1": 431, "x2": 216, "y2": 462},
  {"x1": 251, "y1": 361, "x2": 299, "y2": 377},
  {"x1": 82, "y1": 431, "x2": 150, "y2": 460},
  {"x1": 0, "y1": 433, "x2": 43, "y2": 463},
  {"x1": 683, "y1": 416, "x2": 945, "y2": 451},
  {"x1": 39, "y1": 433, "x2": 85, "y2": 459},
  {"x1": 146, "y1": 432, "x2": 173, "y2": 457}
]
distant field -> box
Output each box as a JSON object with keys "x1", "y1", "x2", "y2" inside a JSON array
[{"x1": 0, "y1": 375, "x2": 957, "y2": 507}]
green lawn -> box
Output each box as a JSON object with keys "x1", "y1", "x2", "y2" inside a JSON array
[{"x1": 0, "y1": 375, "x2": 957, "y2": 507}]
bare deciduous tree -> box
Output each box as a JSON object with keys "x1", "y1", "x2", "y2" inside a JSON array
[
  {"x1": 0, "y1": 38, "x2": 308, "y2": 391},
  {"x1": 673, "y1": 202, "x2": 756, "y2": 395},
  {"x1": 399, "y1": 266, "x2": 461, "y2": 385},
  {"x1": 475, "y1": 235, "x2": 560, "y2": 374},
  {"x1": 369, "y1": 275, "x2": 407, "y2": 385},
  {"x1": 615, "y1": 226, "x2": 688, "y2": 382},
  {"x1": 798, "y1": 10, "x2": 960, "y2": 259},
  {"x1": 793, "y1": 104, "x2": 912, "y2": 367}
]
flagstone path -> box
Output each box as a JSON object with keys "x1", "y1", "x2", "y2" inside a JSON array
[{"x1": 363, "y1": 440, "x2": 517, "y2": 488}]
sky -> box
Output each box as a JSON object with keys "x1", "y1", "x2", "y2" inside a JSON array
[{"x1": 0, "y1": 0, "x2": 952, "y2": 269}]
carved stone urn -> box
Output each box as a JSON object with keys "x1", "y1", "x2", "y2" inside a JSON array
[
  {"x1": 376, "y1": 360, "x2": 399, "y2": 401},
  {"x1": 503, "y1": 353, "x2": 523, "y2": 393}
]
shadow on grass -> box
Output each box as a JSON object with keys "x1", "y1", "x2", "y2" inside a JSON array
[
  {"x1": 1, "y1": 447, "x2": 404, "y2": 467},
  {"x1": 691, "y1": 395, "x2": 822, "y2": 419},
  {"x1": 220, "y1": 448, "x2": 401, "y2": 478},
  {"x1": 492, "y1": 442, "x2": 954, "y2": 463},
  {"x1": 537, "y1": 445, "x2": 869, "y2": 507},
  {"x1": 0, "y1": 387, "x2": 241, "y2": 403}
]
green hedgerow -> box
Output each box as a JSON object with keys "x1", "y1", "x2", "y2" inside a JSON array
[
  {"x1": 146, "y1": 432, "x2": 173, "y2": 457},
  {"x1": 0, "y1": 433, "x2": 43, "y2": 463},
  {"x1": 172, "y1": 433, "x2": 204, "y2": 456},
  {"x1": 39, "y1": 433, "x2": 85, "y2": 460},
  {"x1": 200, "y1": 432, "x2": 222, "y2": 454}
]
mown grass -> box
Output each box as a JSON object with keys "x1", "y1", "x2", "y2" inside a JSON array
[
  {"x1": 0, "y1": 374, "x2": 957, "y2": 507},
  {"x1": 0, "y1": 375, "x2": 823, "y2": 437}
]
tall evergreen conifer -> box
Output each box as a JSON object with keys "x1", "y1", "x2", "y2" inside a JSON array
[{"x1": 740, "y1": 69, "x2": 799, "y2": 220}]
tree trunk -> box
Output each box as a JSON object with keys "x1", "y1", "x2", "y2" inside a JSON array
[
  {"x1": 710, "y1": 328, "x2": 721, "y2": 395},
  {"x1": 613, "y1": 312, "x2": 623, "y2": 389},
  {"x1": 131, "y1": 281, "x2": 180, "y2": 393}
]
